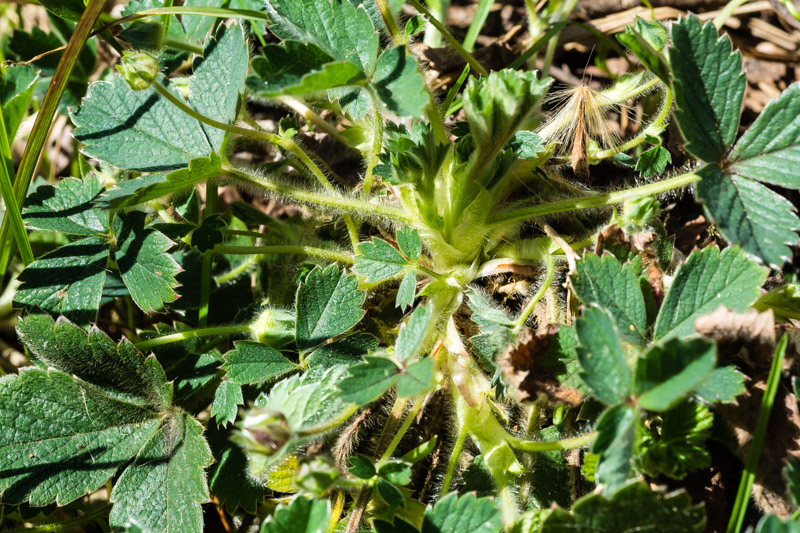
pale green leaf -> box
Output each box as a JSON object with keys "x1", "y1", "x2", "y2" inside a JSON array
[
  {"x1": 337, "y1": 356, "x2": 399, "y2": 405},
  {"x1": 222, "y1": 341, "x2": 299, "y2": 385},
  {"x1": 634, "y1": 337, "x2": 716, "y2": 412},
  {"x1": 260, "y1": 496, "x2": 330, "y2": 533},
  {"x1": 575, "y1": 306, "x2": 632, "y2": 405},
  {"x1": 15, "y1": 236, "x2": 109, "y2": 327},
  {"x1": 397, "y1": 357, "x2": 434, "y2": 397},
  {"x1": 0, "y1": 368, "x2": 161, "y2": 506},
  {"x1": 295, "y1": 265, "x2": 365, "y2": 352},
  {"x1": 373, "y1": 46, "x2": 428, "y2": 117},
  {"x1": 305, "y1": 332, "x2": 379, "y2": 369},
  {"x1": 573, "y1": 254, "x2": 647, "y2": 345},
  {"x1": 211, "y1": 380, "x2": 243, "y2": 427},
  {"x1": 653, "y1": 245, "x2": 767, "y2": 339},
  {"x1": 395, "y1": 302, "x2": 434, "y2": 363},
  {"x1": 694, "y1": 366, "x2": 747, "y2": 404},
  {"x1": 639, "y1": 400, "x2": 713, "y2": 479},
  {"x1": 397, "y1": 226, "x2": 421, "y2": 261},
  {"x1": 114, "y1": 212, "x2": 182, "y2": 313},
  {"x1": 110, "y1": 412, "x2": 213, "y2": 533},
  {"x1": 23, "y1": 176, "x2": 108, "y2": 235},
  {"x1": 669, "y1": 15, "x2": 745, "y2": 162},
  {"x1": 396, "y1": 269, "x2": 417, "y2": 310},
  {"x1": 353, "y1": 237, "x2": 409, "y2": 282},
  {"x1": 421, "y1": 492, "x2": 502, "y2": 533}
]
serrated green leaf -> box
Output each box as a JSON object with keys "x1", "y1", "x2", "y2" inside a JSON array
[
  {"x1": 380, "y1": 460, "x2": 412, "y2": 485},
  {"x1": 349, "y1": 453, "x2": 377, "y2": 479},
  {"x1": 0, "y1": 64, "x2": 38, "y2": 141},
  {"x1": 15, "y1": 236, "x2": 109, "y2": 327},
  {"x1": 634, "y1": 337, "x2": 716, "y2": 412},
  {"x1": 373, "y1": 46, "x2": 428, "y2": 117},
  {"x1": 573, "y1": 254, "x2": 647, "y2": 345},
  {"x1": 248, "y1": 41, "x2": 365, "y2": 97},
  {"x1": 206, "y1": 423, "x2": 269, "y2": 514},
  {"x1": 223, "y1": 341, "x2": 299, "y2": 385},
  {"x1": 99, "y1": 155, "x2": 222, "y2": 209},
  {"x1": 635, "y1": 144, "x2": 671, "y2": 177},
  {"x1": 591, "y1": 404, "x2": 637, "y2": 493},
  {"x1": 114, "y1": 212, "x2": 181, "y2": 313},
  {"x1": 110, "y1": 412, "x2": 213, "y2": 533},
  {"x1": 265, "y1": 0, "x2": 379, "y2": 73},
  {"x1": 0, "y1": 368, "x2": 162, "y2": 506},
  {"x1": 260, "y1": 495, "x2": 330, "y2": 533},
  {"x1": 295, "y1": 265, "x2": 365, "y2": 352},
  {"x1": 337, "y1": 356, "x2": 399, "y2": 405},
  {"x1": 509, "y1": 130, "x2": 545, "y2": 159},
  {"x1": 575, "y1": 306, "x2": 632, "y2": 405},
  {"x1": 396, "y1": 269, "x2": 417, "y2": 310},
  {"x1": 540, "y1": 481, "x2": 705, "y2": 532},
  {"x1": 354, "y1": 237, "x2": 410, "y2": 282},
  {"x1": 397, "y1": 357, "x2": 434, "y2": 397},
  {"x1": 421, "y1": 492, "x2": 502, "y2": 533},
  {"x1": 639, "y1": 400, "x2": 713, "y2": 479},
  {"x1": 190, "y1": 23, "x2": 248, "y2": 151},
  {"x1": 305, "y1": 332, "x2": 379, "y2": 369},
  {"x1": 397, "y1": 226, "x2": 421, "y2": 261},
  {"x1": 396, "y1": 303, "x2": 434, "y2": 363},
  {"x1": 694, "y1": 366, "x2": 746, "y2": 404},
  {"x1": 617, "y1": 23, "x2": 669, "y2": 82},
  {"x1": 696, "y1": 164, "x2": 800, "y2": 268},
  {"x1": 466, "y1": 286, "x2": 515, "y2": 331},
  {"x1": 16, "y1": 314, "x2": 172, "y2": 408},
  {"x1": 212, "y1": 380, "x2": 243, "y2": 426},
  {"x1": 653, "y1": 245, "x2": 767, "y2": 339},
  {"x1": 669, "y1": 16, "x2": 745, "y2": 162},
  {"x1": 22, "y1": 176, "x2": 108, "y2": 235}
]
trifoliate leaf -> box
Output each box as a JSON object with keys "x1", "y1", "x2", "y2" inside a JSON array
[
  {"x1": 634, "y1": 337, "x2": 716, "y2": 412},
  {"x1": 397, "y1": 226, "x2": 421, "y2": 261},
  {"x1": 354, "y1": 237, "x2": 410, "y2": 282},
  {"x1": 98, "y1": 155, "x2": 222, "y2": 208},
  {"x1": 573, "y1": 253, "x2": 647, "y2": 345},
  {"x1": 114, "y1": 212, "x2": 182, "y2": 313},
  {"x1": 396, "y1": 303, "x2": 434, "y2": 363},
  {"x1": 694, "y1": 366, "x2": 746, "y2": 404},
  {"x1": 22, "y1": 176, "x2": 108, "y2": 235},
  {"x1": 248, "y1": 41, "x2": 365, "y2": 97},
  {"x1": 653, "y1": 246, "x2": 767, "y2": 339},
  {"x1": 15, "y1": 236, "x2": 109, "y2": 327},
  {"x1": 696, "y1": 163, "x2": 800, "y2": 268},
  {"x1": 305, "y1": 332, "x2": 379, "y2": 369},
  {"x1": 635, "y1": 144, "x2": 671, "y2": 177},
  {"x1": 206, "y1": 423, "x2": 269, "y2": 514},
  {"x1": 639, "y1": 400, "x2": 713, "y2": 479},
  {"x1": 189, "y1": 23, "x2": 248, "y2": 151},
  {"x1": 222, "y1": 341, "x2": 299, "y2": 385},
  {"x1": 396, "y1": 269, "x2": 417, "y2": 310},
  {"x1": 592, "y1": 404, "x2": 637, "y2": 493},
  {"x1": 110, "y1": 412, "x2": 213, "y2": 533},
  {"x1": 1, "y1": 64, "x2": 38, "y2": 141},
  {"x1": 575, "y1": 306, "x2": 632, "y2": 405},
  {"x1": 540, "y1": 481, "x2": 705, "y2": 532},
  {"x1": 348, "y1": 453, "x2": 377, "y2": 479},
  {"x1": 0, "y1": 368, "x2": 162, "y2": 506},
  {"x1": 337, "y1": 356, "x2": 400, "y2": 405},
  {"x1": 260, "y1": 495, "x2": 330, "y2": 533},
  {"x1": 211, "y1": 380, "x2": 243, "y2": 426},
  {"x1": 295, "y1": 265, "x2": 365, "y2": 352},
  {"x1": 669, "y1": 15, "x2": 745, "y2": 163},
  {"x1": 397, "y1": 358, "x2": 434, "y2": 397},
  {"x1": 509, "y1": 130, "x2": 545, "y2": 159},
  {"x1": 264, "y1": 0, "x2": 379, "y2": 73},
  {"x1": 373, "y1": 46, "x2": 428, "y2": 117},
  {"x1": 16, "y1": 314, "x2": 172, "y2": 408},
  {"x1": 421, "y1": 492, "x2": 503, "y2": 533}
]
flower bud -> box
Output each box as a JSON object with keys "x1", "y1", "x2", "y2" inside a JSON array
[
  {"x1": 117, "y1": 51, "x2": 159, "y2": 91},
  {"x1": 250, "y1": 307, "x2": 296, "y2": 349}
]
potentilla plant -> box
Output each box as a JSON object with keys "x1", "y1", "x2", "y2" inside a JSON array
[{"x1": 1, "y1": 1, "x2": 799, "y2": 532}]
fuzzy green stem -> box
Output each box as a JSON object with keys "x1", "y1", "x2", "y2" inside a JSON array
[
  {"x1": 214, "y1": 244, "x2": 354, "y2": 264},
  {"x1": 405, "y1": 0, "x2": 488, "y2": 77},
  {"x1": 514, "y1": 253, "x2": 554, "y2": 332},
  {"x1": 278, "y1": 96, "x2": 349, "y2": 145},
  {"x1": 439, "y1": 417, "x2": 469, "y2": 496},
  {"x1": 509, "y1": 431, "x2": 595, "y2": 452},
  {"x1": 374, "y1": 0, "x2": 403, "y2": 45},
  {"x1": 491, "y1": 171, "x2": 700, "y2": 227},
  {"x1": 362, "y1": 86, "x2": 384, "y2": 199},
  {"x1": 9, "y1": 505, "x2": 113, "y2": 533},
  {"x1": 162, "y1": 38, "x2": 203, "y2": 54},
  {"x1": 727, "y1": 335, "x2": 789, "y2": 533},
  {"x1": 380, "y1": 395, "x2": 425, "y2": 462},
  {"x1": 199, "y1": 178, "x2": 218, "y2": 328},
  {"x1": 135, "y1": 324, "x2": 253, "y2": 351}
]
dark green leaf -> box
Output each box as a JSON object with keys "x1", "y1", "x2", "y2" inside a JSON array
[
  {"x1": 109, "y1": 412, "x2": 213, "y2": 533},
  {"x1": 114, "y1": 212, "x2": 181, "y2": 313},
  {"x1": 421, "y1": 492, "x2": 502, "y2": 533},
  {"x1": 337, "y1": 356, "x2": 399, "y2": 405},
  {"x1": 754, "y1": 515, "x2": 800, "y2": 533},
  {"x1": 206, "y1": 423, "x2": 269, "y2": 514},
  {"x1": 377, "y1": 478, "x2": 404, "y2": 507},
  {"x1": 354, "y1": 237, "x2": 410, "y2": 282},
  {"x1": 15, "y1": 236, "x2": 109, "y2": 327},
  {"x1": 395, "y1": 303, "x2": 434, "y2": 363},
  {"x1": 0, "y1": 368, "x2": 162, "y2": 506},
  {"x1": 261, "y1": 495, "x2": 330, "y2": 533},
  {"x1": 592, "y1": 404, "x2": 637, "y2": 492},
  {"x1": 222, "y1": 341, "x2": 299, "y2": 385},
  {"x1": 573, "y1": 254, "x2": 647, "y2": 345},
  {"x1": 295, "y1": 265, "x2": 365, "y2": 352},
  {"x1": 348, "y1": 454, "x2": 377, "y2": 479},
  {"x1": 305, "y1": 333, "x2": 380, "y2": 369},
  {"x1": 653, "y1": 245, "x2": 767, "y2": 339},
  {"x1": 694, "y1": 366, "x2": 746, "y2": 404},
  {"x1": 634, "y1": 337, "x2": 716, "y2": 412},
  {"x1": 191, "y1": 213, "x2": 225, "y2": 253},
  {"x1": 211, "y1": 380, "x2": 243, "y2": 427},
  {"x1": 669, "y1": 15, "x2": 745, "y2": 162},
  {"x1": 23, "y1": 176, "x2": 107, "y2": 235},
  {"x1": 575, "y1": 306, "x2": 632, "y2": 405},
  {"x1": 396, "y1": 269, "x2": 417, "y2": 310},
  {"x1": 404, "y1": 14, "x2": 425, "y2": 37},
  {"x1": 639, "y1": 400, "x2": 713, "y2": 479},
  {"x1": 635, "y1": 144, "x2": 671, "y2": 177},
  {"x1": 0, "y1": 64, "x2": 38, "y2": 141},
  {"x1": 373, "y1": 46, "x2": 428, "y2": 117},
  {"x1": 397, "y1": 357, "x2": 434, "y2": 397}
]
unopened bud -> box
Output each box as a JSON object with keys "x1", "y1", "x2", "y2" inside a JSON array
[
  {"x1": 250, "y1": 307, "x2": 296, "y2": 349},
  {"x1": 236, "y1": 408, "x2": 292, "y2": 456},
  {"x1": 117, "y1": 51, "x2": 159, "y2": 91}
]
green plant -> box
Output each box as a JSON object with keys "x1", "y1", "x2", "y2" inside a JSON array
[{"x1": 1, "y1": 2, "x2": 800, "y2": 532}]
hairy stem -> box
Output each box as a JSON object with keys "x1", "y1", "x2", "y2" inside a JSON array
[
  {"x1": 214, "y1": 244, "x2": 353, "y2": 264},
  {"x1": 380, "y1": 394, "x2": 425, "y2": 462},
  {"x1": 134, "y1": 324, "x2": 253, "y2": 351},
  {"x1": 509, "y1": 431, "x2": 595, "y2": 452},
  {"x1": 439, "y1": 416, "x2": 469, "y2": 496},
  {"x1": 514, "y1": 253, "x2": 555, "y2": 332}
]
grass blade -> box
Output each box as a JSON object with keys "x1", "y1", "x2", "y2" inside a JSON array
[{"x1": 0, "y1": 101, "x2": 33, "y2": 266}]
